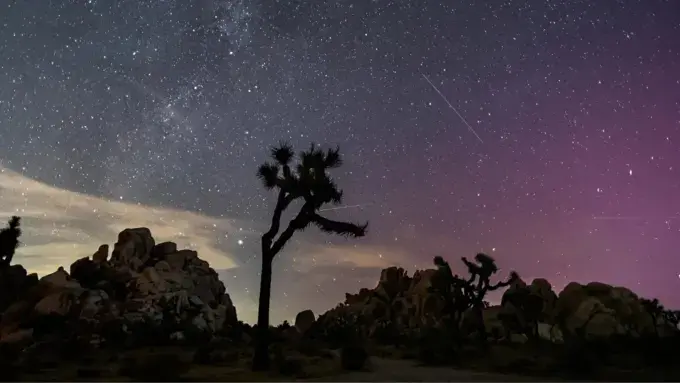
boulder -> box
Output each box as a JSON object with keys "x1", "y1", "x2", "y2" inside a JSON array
[
  {"x1": 555, "y1": 282, "x2": 589, "y2": 320},
  {"x1": 537, "y1": 322, "x2": 563, "y2": 343},
  {"x1": 295, "y1": 309, "x2": 316, "y2": 333},
  {"x1": 565, "y1": 297, "x2": 622, "y2": 339},
  {"x1": 528, "y1": 278, "x2": 557, "y2": 318},
  {"x1": 39, "y1": 267, "x2": 81, "y2": 291},
  {"x1": 0, "y1": 300, "x2": 35, "y2": 338},
  {"x1": 110, "y1": 228, "x2": 155, "y2": 271},
  {"x1": 164, "y1": 250, "x2": 197, "y2": 271},
  {"x1": 0, "y1": 328, "x2": 33, "y2": 345},
  {"x1": 135, "y1": 267, "x2": 167, "y2": 295},
  {"x1": 154, "y1": 260, "x2": 171, "y2": 273},
  {"x1": 152, "y1": 242, "x2": 178, "y2": 258},
  {"x1": 92, "y1": 244, "x2": 109, "y2": 263},
  {"x1": 376, "y1": 267, "x2": 411, "y2": 299},
  {"x1": 79, "y1": 290, "x2": 109, "y2": 318},
  {"x1": 34, "y1": 291, "x2": 76, "y2": 316}
]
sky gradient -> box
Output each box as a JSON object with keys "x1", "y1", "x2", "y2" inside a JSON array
[{"x1": 1, "y1": 0, "x2": 679, "y2": 323}]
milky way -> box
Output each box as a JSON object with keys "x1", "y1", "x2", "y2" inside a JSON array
[{"x1": 1, "y1": 0, "x2": 679, "y2": 323}]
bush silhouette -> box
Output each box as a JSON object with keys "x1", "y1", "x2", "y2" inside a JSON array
[
  {"x1": 0, "y1": 216, "x2": 21, "y2": 267},
  {"x1": 341, "y1": 343, "x2": 368, "y2": 371}
]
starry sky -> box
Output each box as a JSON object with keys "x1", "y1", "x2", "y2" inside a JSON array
[{"x1": 1, "y1": 0, "x2": 679, "y2": 323}]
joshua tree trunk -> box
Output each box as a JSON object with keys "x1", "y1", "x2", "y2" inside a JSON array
[
  {"x1": 251, "y1": 143, "x2": 368, "y2": 371},
  {"x1": 253, "y1": 249, "x2": 274, "y2": 371}
]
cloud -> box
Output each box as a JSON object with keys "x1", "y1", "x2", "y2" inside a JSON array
[
  {"x1": 0, "y1": 166, "x2": 249, "y2": 276},
  {"x1": 0, "y1": 167, "x2": 415, "y2": 324},
  {"x1": 292, "y1": 242, "x2": 415, "y2": 272}
]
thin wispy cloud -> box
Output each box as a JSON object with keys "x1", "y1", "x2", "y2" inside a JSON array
[
  {"x1": 0, "y1": 167, "x2": 407, "y2": 323},
  {"x1": 0, "y1": 166, "x2": 248, "y2": 275}
]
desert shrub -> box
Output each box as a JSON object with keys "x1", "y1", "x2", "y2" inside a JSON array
[
  {"x1": 610, "y1": 334, "x2": 678, "y2": 367},
  {"x1": 99, "y1": 319, "x2": 128, "y2": 348},
  {"x1": 270, "y1": 344, "x2": 307, "y2": 377},
  {"x1": 0, "y1": 346, "x2": 21, "y2": 381},
  {"x1": 372, "y1": 319, "x2": 402, "y2": 346},
  {"x1": 296, "y1": 337, "x2": 326, "y2": 356},
  {"x1": 550, "y1": 340, "x2": 598, "y2": 379},
  {"x1": 308, "y1": 310, "x2": 363, "y2": 348},
  {"x1": 278, "y1": 320, "x2": 291, "y2": 330},
  {"x1": 118, "y1": 352, "x2": 191, "y2": 381},
  {"x1": 193, "y1": 341, "x2": 239, "y2": 365},
  {"x1": 29, "y1": 313, "x2": 69, "y2": 338},
  {"x1": 58, "y1": 336, "x2": 93, "y2": 361},
  {"x1": 416, "y1": 326, "x2": 459, "y2": 366},
  {"x1": 276, "y1": 356, "x2": 305, "y2": 377},
  {"x1": 76, "y1": 367, "x2": 103, "y2": 378},
  {"x1": 0, "y1": 362, "x2": 20, "y2": 381},
  {"x1": 222, "y1": 321, "x2": 251, "y2": 343},
  {"x1": 341, "y1": 344, "x2": 368, "y2": 371},
  {"x1": 498, "y1": 356, "x2": 538, "y2": 375}
]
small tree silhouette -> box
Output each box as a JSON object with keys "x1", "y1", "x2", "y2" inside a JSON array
[
  {"x1": 430, "y1": 253, "x2": 518, "y2": 340},
  {"x1": 252, "y1": 142, "x2": 368, "y2": 371},
  {"x1": 641, "y1": 298, "x2": 664, "y2": 337},
  {"x1": 0, "y1": 216, "x2": 21, "y2": 268}
]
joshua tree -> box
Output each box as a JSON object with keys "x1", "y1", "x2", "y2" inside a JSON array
[
  {"x1": 662, "y1": 309, "x2": 680, "y2": 329},
  {"x1": 0, "y1": 216, "x2": 21, "y2": 268},
  {"x1": 430, "y1": 253, "x2": 518, "y2": 339},
  {"x1": 641, "y1": 298, "x2": 664, "y2": 337},
  {"x1": 253, "y1": 142, "x2": 368, "y2": 371}
]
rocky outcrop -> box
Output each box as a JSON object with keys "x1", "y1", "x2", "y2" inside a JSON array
[
  {"x1": 497, "y1": 278, "x2": 678, "y2": 341},
  {"x1": 319, "y1": 266, "x2": 678, "y2": 344},
  {"x1": 314, "y1": 266, "x2": 451, "y2": 340},
  {"x1": 0, "y1": 228, "x2": 237, "y2": 349}
]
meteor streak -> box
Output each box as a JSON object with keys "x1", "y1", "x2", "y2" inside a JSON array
[
  {"x1": 421, "y1": 74, "x2": 484, "y2": 143},
  {"x1": 319, "y1": 203, "x2": 373, "y2": 212}
]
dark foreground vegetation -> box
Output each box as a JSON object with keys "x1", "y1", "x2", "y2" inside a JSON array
[{"x1": 0, "y1": 143, "x2": 678, "y2": 381}]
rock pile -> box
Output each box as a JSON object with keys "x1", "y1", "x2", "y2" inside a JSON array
[
  {"x1": 0, "y1": 228, "x2": 237, "y2": 349},
  {"x1": 310, "y1": 266, "x2": 678, "y2": 343}
]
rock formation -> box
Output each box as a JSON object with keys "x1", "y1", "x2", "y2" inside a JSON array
[
  {"x1": 0, "y1": 228, "x2": 237, "y2": 349},
  {"x1": 313, "y1": 266, "x2": 678, "y2": 344}
]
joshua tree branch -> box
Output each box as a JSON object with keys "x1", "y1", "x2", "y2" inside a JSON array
[
  {"x1": 262, "y1": 190, "x2": 296, "y2": 245},
  {"x1": 268, "y1": 224, "x2": 298, "y2": 259},
  {"x1": 269, "y1": 204, "x2": 314, "y2": 258},
  {"x1": 309, "y1": 213, "x2": 368, "y2": 237},
  {"x1": 489, "y1": 272, "x2": 518, "y2": 291}
]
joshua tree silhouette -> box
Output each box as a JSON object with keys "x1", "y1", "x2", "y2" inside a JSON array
[
  {"x1": 430, "y1": 253, "x2": 518, "y2": 339},
  {"x1": 253, "y1": 142, "x2": 368, "y2": 371},
  {"x1": 641, "y1": 298, "x2": 664, "y2": 337},
  {"x1": 0, "y1": 216, "x2": 21, "y2": 268}
]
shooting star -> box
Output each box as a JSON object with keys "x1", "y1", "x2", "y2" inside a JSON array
[
  {"x1": 319, "y1": 203, "x2": 373, "y2": 212},
  {"x1": 593, "y1": 216, "x2": 680, "y2": 221},
  {"x1": 421, "y1": 74, "x2": 484, "y2": 144}
]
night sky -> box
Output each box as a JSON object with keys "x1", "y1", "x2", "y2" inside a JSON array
[{"x1": 1, "y1": 0, "x2": 679, "y2": 323}]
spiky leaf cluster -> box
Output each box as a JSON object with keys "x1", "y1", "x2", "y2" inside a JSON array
[{"x1": 257, "y1": 142, "x2": 367, "y2": 239}]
